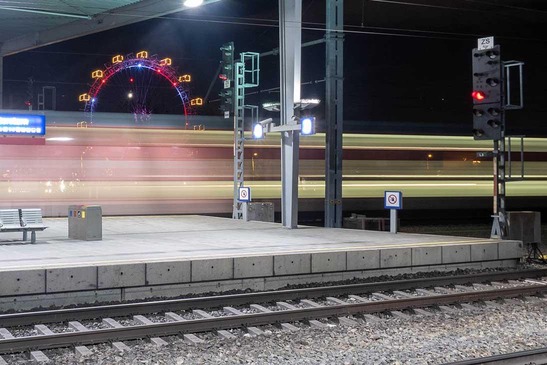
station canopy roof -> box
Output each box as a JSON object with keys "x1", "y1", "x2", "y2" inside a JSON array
[{"x1": 0, "y1": 0, "x2": 219, "y2": 56}]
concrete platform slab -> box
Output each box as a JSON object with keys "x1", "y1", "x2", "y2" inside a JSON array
[{"x1": 0, "y1": 215, "x2": 524, "y2": 309}]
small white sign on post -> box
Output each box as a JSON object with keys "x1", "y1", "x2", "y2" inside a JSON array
[
  {"x1": 384, "y1": 191, "x2": 402, "y2": 234},
  {"x1": 224, "y1": 80, "x2": 231, "y2": 89},
  {"x1": 477, "y1": 36, "x2": 494, "y2": 51},
  {"x1": 238, "y1": 187, "x2": 251, "y2": 202}
]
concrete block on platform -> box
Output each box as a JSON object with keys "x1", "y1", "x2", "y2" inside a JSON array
[
  {"x1": 311, "y1": 252, "x2": 346, "y2": 273},
  {"x1": 380, "y1": 248, "x2": 411, "y2": 268},
  {"x1": 346, "y1": 250, "x2": 380, "y2": 271},
  {"x1": 124, "y1": 278, "x2": 265, "y2": 300},
  {"x1": 265, "y1": 273, "x2": 323, "y2": 290},
  {"x1": 471, "y1": 243, "x2": 498, "y2": 262},
  {"x1": 498, "y1": 241, "x2": 524, "y2": 260},
  {"x1": 481, "y1": 259, "x2": 518, "y2": 269},
  {"x1": 241, "y1": 278, "x2": 267, "y2": 292},
  {"x1": 191, "y1": 258, "x2": 233, "y2": 282},
  {"x1": 273, "y1": 254, "x2": 311, "y2": 276},
  {"x1": 0, "y1": 269, "x2": 45, "y2": 296},
  {"x1": 46, "y1": 267, "x2": 97, "y2": 293},
  {"x1": 0, "y1": 289, "x2": 121, "y2": 312},
  {"x1": 98, "y1": 264, "x2": 145, "y2": 289},
  {"x1": 442, "y1": 244, "x2": 471, "y2": 264},
  {"x1": 321, "y1": 272, "x2": 346, "y2": 282},
  {"x1": 412, "y1": 247, "x2": 442, "y2": 267},
  {"x1": 146, "y1": 261, "x2": 191, "y2": 285},
  {"x1": 234, "y1": 256, "x2": 273, "y2": 278}
]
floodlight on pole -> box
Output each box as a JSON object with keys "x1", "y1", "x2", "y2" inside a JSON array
[
  {"x1": 252, "y1": 124, "x2": 264, "y2": 139},
  {"x1": 300, "y1": 117, "x2": 315, "y2": 135},
  {"x1": 184, "y1": 0, "x2": 204, "y2": 8},
  {"x1": 252, "y1": 118, "x2": 273, "y2": 139}
]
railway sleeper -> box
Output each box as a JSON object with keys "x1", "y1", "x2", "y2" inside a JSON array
[
  {"x1": 30, "y1": 350, "x2": 49, "y2": 363},
  {"x1": 223, "y1": 307, "x2": 264, "y2": 336},
  {"x1": 250, "y1": 304, "x2": 299, "y2": 331},
  {"x1": 277, "y1": 301, "x2": 326, "y2": 328},
  {"x1": 189, "y1": 309, "x2": 236, "y2": 339},
  {"x1": 133, "y1": 315, "x2": 168, "y2": 347}
]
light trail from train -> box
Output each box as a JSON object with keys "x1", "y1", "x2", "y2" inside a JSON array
[{"x1": 2, "y1": 125, "x2": 546, "y2": 216}]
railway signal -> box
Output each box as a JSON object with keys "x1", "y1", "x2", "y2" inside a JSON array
[
  {"x1": 220, "y1": 42, "x2": 234, "y2": 82},
  {"x1": 219, "y1": 42, "x2": 235, "y2": 116},
  {"x1": 471, "y1": 44, "x2": 502, "y2": 140}
]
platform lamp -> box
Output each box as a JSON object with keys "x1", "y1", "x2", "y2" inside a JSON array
[{"x1": 254, "y1": 99, "x2": 320, "y2": 139}]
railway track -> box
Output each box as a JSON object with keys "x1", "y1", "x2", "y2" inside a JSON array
[
  {"x1": 0, "y1": 269, "x2": 546, "y2": 362},
  {"x1": 443, "y1": 347, "x2": 547, "y2": 365}
]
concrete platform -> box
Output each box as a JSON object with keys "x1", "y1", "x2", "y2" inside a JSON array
[{"x1": 0, "y1": 215, "x2": 524, "y2": 310}]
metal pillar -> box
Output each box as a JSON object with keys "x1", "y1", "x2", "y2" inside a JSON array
[
  {"x1": 325, "y1": 0, "x2": 344, "y2": 228},
  {"x1": 232, "y1": 62, "x2": 246, "y2": 219},
  {"x1": 279, "y1": 0, "x2": 302, "y2": 229},
  {"x1": 37, "y1": 86, "x2": 57, "y2": 110},
  {"x1": 491, "y1": 122, "x2": 507, "y2": 239}
]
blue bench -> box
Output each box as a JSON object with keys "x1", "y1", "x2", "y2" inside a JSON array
[{"x1": 0, "y1": 208, "x2": 48, "y2": 243}]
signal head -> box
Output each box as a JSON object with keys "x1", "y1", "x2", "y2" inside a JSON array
[{"x1": 471, "y1": 90, "x2": 486, "y2": 102}]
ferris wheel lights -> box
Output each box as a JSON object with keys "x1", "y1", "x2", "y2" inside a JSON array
[
  {"x1": 78, "y1": 94, "x2": 90, "y2": 102},
  {"x1": 184, "y1": 0, "x2": 204, "y2": 7},
  {"x1": 160, "y1": 58, "x2": 172, "y2": 66},
  {"x1": 136, "y1": 51, "x2": 149, "y2": 59},
  {"x1": 91, "y1": 70, "x2": 104, "y2": 79},
  {"x1": 191, "y1": 98, "x2": 203, "y2": 106},
  {"x1": 80, "y1": 52, "x2": 193, "y2": 115}
]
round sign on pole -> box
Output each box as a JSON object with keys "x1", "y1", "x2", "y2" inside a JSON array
[
  {"x1": 384, "y1": 191, "x2": 402, "y2": 210},
  {"x1": 238, "y1": 187, "x2": 251, "y2": 202}
]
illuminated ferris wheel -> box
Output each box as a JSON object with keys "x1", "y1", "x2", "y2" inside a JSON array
[{"x1": 79, "y1": 51, "x2": 203, "y2": 126}]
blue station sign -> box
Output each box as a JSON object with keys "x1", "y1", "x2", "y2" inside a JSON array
[{"x1": 0, "y1": 114, "x2": 46, "y2": 136}]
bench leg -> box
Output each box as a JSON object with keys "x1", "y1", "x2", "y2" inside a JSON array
[
  {"x1": 23, "y1": 230, "x2": 28, "y2": 241},
  {"x1": 31, "y1": 231, "x2": 36, "y2": 244}
]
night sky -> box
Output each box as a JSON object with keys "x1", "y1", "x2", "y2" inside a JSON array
[{"x1": 3, "y1": 0, "x2": 547, "y2": 136}]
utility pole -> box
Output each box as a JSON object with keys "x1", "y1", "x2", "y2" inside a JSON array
[
  {"x1": 324, "y1": 0, "x2": 344, "y2": 228},
  {"x1": 279, "y1": 0, "x2": 302, "y2": 228}
]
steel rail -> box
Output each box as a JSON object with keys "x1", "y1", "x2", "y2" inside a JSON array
[
  {"x1": 442, "y1": 347, "x2": 547, "y2": 365},
  {"x1": 1, "y1": 269, "x2": 545, "y2": 328},
  {"x1": 0, "y1": 283, "x2": 546, "y2": 354}
]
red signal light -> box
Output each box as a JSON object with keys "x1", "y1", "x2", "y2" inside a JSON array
[
  {"x1": 129, "y1": 77, "x2": 134, "y2": 83},
  {"x1": 219, "y1": 74, "x2": 228, "y2": 81},
  {"x1": 472, "y1": 90, "x2": 486, "y2": 102}
]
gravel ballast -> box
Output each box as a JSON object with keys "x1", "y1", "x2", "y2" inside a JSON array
[{"x1": 19, "y1": 298, "x2": 547, "y2": 365}]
